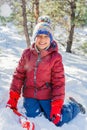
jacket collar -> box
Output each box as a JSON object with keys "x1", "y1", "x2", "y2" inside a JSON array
[{"x1": 31, "y1": 40, "x2": 58, "y2": 58}]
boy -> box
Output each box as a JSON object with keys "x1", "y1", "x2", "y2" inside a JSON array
[{"x1": 7, "y1": 16, "x2": 85, "y2": 126}]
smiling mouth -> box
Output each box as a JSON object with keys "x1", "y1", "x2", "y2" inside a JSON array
[{"x1": 39, "y1": 42, "x2": 46, "y2": 45}]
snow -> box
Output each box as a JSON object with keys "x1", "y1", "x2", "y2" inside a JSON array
[
  {"x1": 54, "y1": 25, "x2": 87, "y2": 56},
  {"x1": 0, "y1": 3, "x2": 12, "y2": 17},
  {"x1": 0, "y1": 25, "x2": 87, "y2": 130}
]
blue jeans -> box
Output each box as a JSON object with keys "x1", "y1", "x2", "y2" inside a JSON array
[{"x1": 23, "y1": 98, "x2": 80, "y2": 126}]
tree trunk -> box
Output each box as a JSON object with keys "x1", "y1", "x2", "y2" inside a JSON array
[
  {"x1": 66, "y1": 0, "x2": 76, "y2": 53},
  {"x1": 66, "y1": 24, "x2": 75, "y2": 53},
  {"x1": 21, "y1": 0, "x2": 31, "y2": 47},
  {"x1": 34, "y1": 0, "x2": 39, "y2": 24}
]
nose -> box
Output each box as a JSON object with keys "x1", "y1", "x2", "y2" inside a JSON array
[{"x1": 39, "y1": 36, "x2": 46, "y2": 42}]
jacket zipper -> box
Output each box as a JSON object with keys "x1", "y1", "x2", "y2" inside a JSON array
[{"x1": 34, "y1": 53, "x2": 41, "y2": 97}]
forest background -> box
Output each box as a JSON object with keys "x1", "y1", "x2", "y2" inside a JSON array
[{"x1": 0, "y1": 0, "x2": 87, "y2": 54}]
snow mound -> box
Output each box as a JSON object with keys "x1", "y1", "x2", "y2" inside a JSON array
[{"x1": 0, "y1": 108, "x2": 23, "y2": 130}]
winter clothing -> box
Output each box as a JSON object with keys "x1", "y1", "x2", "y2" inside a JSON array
[
  {"x1": 23, "y1": 98, "x2": 80, "y2": 126},
  {"x1": 58, "y1": 101, "x2": 80, "y2": 126},
  {"x1": 32, "y1": 22, "x2": 53, "y2": 42},
  {"x1": 50, "y1": 99, "x2": 63, "y2": 124},
  {"x1": 6, "y1": 90, "x2": 20, "y2": 110},
  {"x1": 10, "y1": 41, "x2": 65, "y2": 102},
  {"x1": 23, "y1": 98, "x2": 51, "y2": 118}
]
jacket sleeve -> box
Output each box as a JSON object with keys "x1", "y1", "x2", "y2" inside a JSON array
[
  {"x1": 51, "y1": 53, "x2": 65, "y2": 101},
  {"x1": 10, "y1": 49, "x2": 29, "y2": 94}
]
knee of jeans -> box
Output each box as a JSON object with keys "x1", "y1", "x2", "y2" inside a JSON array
[
  {"x1": 26, "y1": 107, "x2": 41, "y2": 117},
  {"x1": 23, "y1": 98, "x2": 41, "y2": 117},
  {"x1": 61, "y1": 105, "x2": 73, "y2": 123}
]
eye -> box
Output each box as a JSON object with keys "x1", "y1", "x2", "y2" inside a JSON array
[
  {"x1": 37, "y1": 35, "x2": 41, "y2": 38},
  {"x1": 44, "y1": 35, "x2": 49, "y2": 38},
  {"x1": 44, "y1": 35, "x2": 48, "y2": 37}
]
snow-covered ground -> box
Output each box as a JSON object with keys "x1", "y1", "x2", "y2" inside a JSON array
[
  {"x1": 54, "y1": 25, "x2": 87, "y2": 56},
  {"x1": 0, "y1": 25, "x2": 87, "y2": 130}
]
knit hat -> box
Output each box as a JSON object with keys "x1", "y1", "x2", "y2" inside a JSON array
[
  {"x1": 38, "y1": 15, "x2": 51, "y2": 24},
  {"x1": 32, "y1": 16, "x2": 53, "y2": 43}
]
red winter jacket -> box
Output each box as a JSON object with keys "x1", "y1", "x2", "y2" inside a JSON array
[{"x1": 10, "y1": 41, "x2": 65, "y2": 101}]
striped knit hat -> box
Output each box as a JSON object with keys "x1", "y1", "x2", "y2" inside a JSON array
[{"x1": 32, "y1": 16, "x2": 53, "y2": 43}]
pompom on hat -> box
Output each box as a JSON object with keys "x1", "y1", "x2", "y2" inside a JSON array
[
  {"x1": 37, "y1": 15, "x2": 51, "y2": 24},
  {"x1": 32, "y1": 15, "x2": 53, "y2": 43}
]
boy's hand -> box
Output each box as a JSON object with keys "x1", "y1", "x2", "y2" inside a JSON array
[
  {"x1": 50, "y1": 99, "x2": 63, "y2": 125},
  {"x1": 6, "y1": 90, "x2": 20, "y2": 110}
]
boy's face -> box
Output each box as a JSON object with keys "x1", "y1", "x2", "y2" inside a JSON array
[{"x1": 35, "y1": 34, "x2": 50, "y2": 50}]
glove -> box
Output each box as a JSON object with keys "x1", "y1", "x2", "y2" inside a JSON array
[
  {"x1": 6, "y1": 90, "x2": 20, "y2": 110},
  {"x1": 50, "y1": 99, "x2": 63, "y2": 125}
]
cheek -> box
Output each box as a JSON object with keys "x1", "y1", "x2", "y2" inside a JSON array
[
  {"x1": 46, "y1": 38, "x2": 50, "y2": 45},
  {"x1": 35, "y1": 38, "x2": 40, "y2": 44},
  {"x1": 47, "y1": 39, "x2": 50, "y2": 43},
  {"x1": 45, "y1": 37, "x2": 50, "y2": 43}
]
